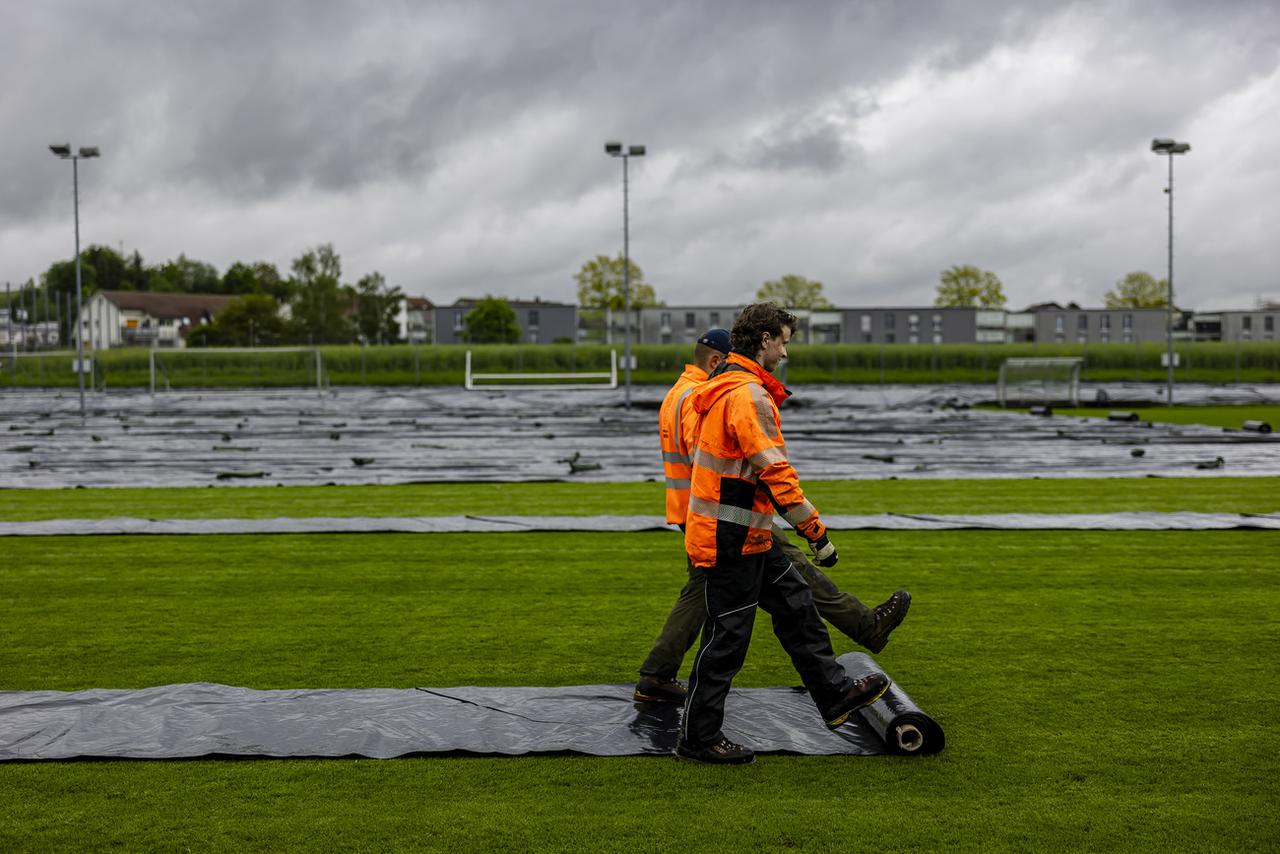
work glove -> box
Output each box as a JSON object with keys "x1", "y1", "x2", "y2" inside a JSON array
[{"x1": 809, "y1": 534, "x2": 838, "y2": 567}]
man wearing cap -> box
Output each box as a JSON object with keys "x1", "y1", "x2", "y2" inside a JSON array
[{"x1": 634, "y1": 325, "x2": 911, "y2": 706}]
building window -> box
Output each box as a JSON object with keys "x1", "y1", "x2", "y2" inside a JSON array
[
  {"x1": 932, "y1": 314, "x2": 943, "y2": 331},
  {"x1": 660, "y1": 312, "x2": 671, "y2": 327},
  {"x1": 932, "y1": 333, "x2": 942, "y2": 345},
  {"x1": 709, "y1": 311, "x2": 720, "y2": 326},
  {"x1": 908, "y1": 334, "x2": 919, "y2": 344},
  {"x1": 528, "y1": 310, "x2": 539, "y2": 327},
  {"x1": 453, "y1": 310, "x2": 464, "y2": 330},
  {"x1": 1122, "y1": 314, "x2": 1133, "y2": 331},
  {"x1": 685, "y1": 312, "x2": 696, "y2": 329},
  {"x1": 860, "y1": 315, "x2": 871, "y2": 333},
  {"x1": 885, "y1": 313, "x2": 896, "y2": 330},
  {"x1": 1100, "y1": 314, "x2": 1111, "y2": 330},
  {"x1": 1242, "y1": 316, "x2": 1252, "y2": 331},
  {"x1": 1054, "y1": 316, "x2": 1064, "y2": 333},
  {"x1": 885, "y1": 332, "x2": 895, "y2": 343},
  {"x1": 1077, "y1": 315, "x2": 1088, "y2": 330},
  {"x1": 1265, "y1": 315, "x2": 1274, "y2": 332}
]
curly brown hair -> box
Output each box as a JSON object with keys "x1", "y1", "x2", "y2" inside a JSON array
[{"x1": 730, "y1": 302, "x2": 798, "y2": 355}]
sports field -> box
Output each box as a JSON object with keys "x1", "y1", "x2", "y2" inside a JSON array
[{"x1": 2, "y1": 478, "x2": 1277, "y2": 851}]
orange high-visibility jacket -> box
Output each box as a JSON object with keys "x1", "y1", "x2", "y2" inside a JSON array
[
  {"x1": 659, "y1": 364, "x2": 707, "y2": 525},
  {"x1": 683, "y1": 352, "x2": 825, "y2": 567}
]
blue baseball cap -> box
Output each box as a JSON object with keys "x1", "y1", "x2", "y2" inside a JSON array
[{"x1": 697, "y1": 328, "x2": 731, "y2": 354}]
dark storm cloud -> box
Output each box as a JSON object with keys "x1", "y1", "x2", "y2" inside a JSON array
[{"x1": 2, "y1": 0, "x2": 1278, "y2": 309}]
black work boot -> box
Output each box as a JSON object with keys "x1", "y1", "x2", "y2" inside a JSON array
[
  {"x1": 675, "y1": 737, "x2": 756, "y2": 765},
  {"x1": 634, "y1": 676, "x2": 687, "y2": 704},
  {"x1": 822, "y1": 672, "x2": 892, "y2": 730},
  {"x1": 864, "y1": 589, "x2": 912, "y2": 654}
]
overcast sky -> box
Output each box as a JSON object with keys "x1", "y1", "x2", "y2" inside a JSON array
[{"x1": 3, "y1": 0, "x2": 1277, "y2": 311}]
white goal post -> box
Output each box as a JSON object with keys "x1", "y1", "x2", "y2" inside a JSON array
[
  {"x1": 150, "y1": 347, "x2": 325, "y2": 393},
  {"x1": 997, "y1": 357, "x2": 1083, "y2": 408},
  {"x1": 464, "y1": 349, "x2": 618, "y2": 390}
]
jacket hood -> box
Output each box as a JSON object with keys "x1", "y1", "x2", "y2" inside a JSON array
[{"x1": 689, "y1": 352, "x2": 789, "y2": 414}]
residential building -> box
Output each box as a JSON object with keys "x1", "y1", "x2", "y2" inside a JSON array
[
  {"x1": 1192, "y1": 309, "x2": 1279, "y2": 342},
  {"x1": 433, "y1": 297, "x2": 576, "y2": 345},
  {"x1": 84, "y1": 290, "x2": 236, "y2": 349},
  {"x1": 840, "y1": 307, "x2": 1019, "y2": 345},
  {"x1": 1027, "y1": 303, "x2": 1168, "y2": 345},
  {"x1": 398, "y1": 296, "x2": 435, "y2": 345}
]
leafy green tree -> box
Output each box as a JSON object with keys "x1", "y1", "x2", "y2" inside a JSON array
[
  {"x1": 1104, "y1": 271, "x2": 1169, "y2": 308},
  {"x1": 351, "y1": 272, "x2": 404, "y2": 345},
  {"x1": 149, "y1": 255, "x2": 220, "y2": 293},
  {"x1": 223, "y1": 261, "x2": 291, "y2": 301},
  {"x1": 464, "y1": 295, "x2": 521, "y2": 344},
  {"x1": 196, "y1": 294, "x2": 285, "y2": 346},
  {"x1": 574, "y1": 254, "x2": 660, "y2": 310},
  {"x1": 935, "y1": 265, "x2": 1007, "y2": 308},
  {"x1": 80, "y1": 246, "x2": 132, "y2": 292},
  {"x1": 287, "y1": 244, "x2": 352, "y2": 344},
  {"x1": 756, "y1": 274, "x2": 832, "y2": 309}
]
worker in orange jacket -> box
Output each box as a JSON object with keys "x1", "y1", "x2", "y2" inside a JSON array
[
  {"x1": 634, "y1": 328, "x2": 910, "y2": 705},
  {"x1": 675, "y1": 303, "x2": 893, "y2": 765}
]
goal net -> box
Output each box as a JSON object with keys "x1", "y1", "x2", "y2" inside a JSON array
[
  {"x1": 150, "y1": 347, "x2": 325, "y2": 392},
  {"x1": 997, "y1": 357, "x2": 1083, "y2": 408},
  {"x1": 464, "y1": 349, "x2": 617, "y2": 390}
]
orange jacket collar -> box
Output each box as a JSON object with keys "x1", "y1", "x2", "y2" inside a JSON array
[{"x1": 725, "y1": 352, "x2": 790, "y2": 406}]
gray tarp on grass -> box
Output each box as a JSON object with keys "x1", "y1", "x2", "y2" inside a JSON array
[
  {"x1": 2, "y1": 384, "x2": 1278, "y2": 488},
  {"x1": 1, "y1": 511, "x2": 1279, "y2": 537},
  {"x1": 0, "y1": 654, "x2": 941, "y2": 761}
]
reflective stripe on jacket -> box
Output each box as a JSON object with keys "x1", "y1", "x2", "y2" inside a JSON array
[
  {"x1": 683, "y1": 352, "x2": 824, "y2": 567},
  {"x1": 659, "y1": 364, "x2": 707, "y2": 525}
]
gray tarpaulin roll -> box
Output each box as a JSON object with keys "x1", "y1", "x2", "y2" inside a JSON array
[
  {"x1": 0, "y1": 655, "x2": 940, "y2": 761},
  {"x1": 1, "y1": 512, "x2": 1277, "y2": 537}
]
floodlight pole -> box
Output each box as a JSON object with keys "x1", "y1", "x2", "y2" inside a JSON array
[
  {"x1": 50, "y1": 143, "x2": 100, "y2": 418},
  {"x1": 1151, "y1": 138, "x2": 1189, "y2": 408},
  {"x1": 605, "y1": 141, "x2": 645, "y2": 409}
]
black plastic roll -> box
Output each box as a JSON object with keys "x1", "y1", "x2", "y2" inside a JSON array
[
  {"x1": 1029, "y1": 405, "x2": 1052, "y2": 417},
  {"x1": 1242, "y1": 420, "x2": 1272, "y2": 434},
  {"x1": 1108, "y1": 411, "x2": 1140, "y2": 422},
  {"x1": 836, "y1": 652, "x2": 945, "y2": 756}
]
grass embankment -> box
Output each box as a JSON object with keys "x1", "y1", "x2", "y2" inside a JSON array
[
  {"x1": 1, "y1": 519, "x2": 1277, "y2": 850},
  {"x1": 3, "y1": 477, "x2": 1280, "y2": 521},
  {"x1": 4, "y1": 340, "x2": 1279, "y2": 387}
]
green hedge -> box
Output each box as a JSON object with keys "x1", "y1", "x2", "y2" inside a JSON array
[{"x1": 2, "y1": 341, "x2": 1278, "y2": 389}]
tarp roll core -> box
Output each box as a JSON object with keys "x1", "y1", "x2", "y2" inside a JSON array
[{"x1": 845, "y1": 652, "x2": 945, "y2": 756}]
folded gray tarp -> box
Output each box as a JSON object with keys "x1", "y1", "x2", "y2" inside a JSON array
[
  {"x1": 1, "y1": 512, "x2": 1277, "y2": 537},
  {"x1": 0, "y1": 654, "x2": 941, "y2": 761}
]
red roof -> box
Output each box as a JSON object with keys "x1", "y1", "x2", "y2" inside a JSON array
[{"x1": 100, "y1": 290, "x2": 237, "y2": 322}]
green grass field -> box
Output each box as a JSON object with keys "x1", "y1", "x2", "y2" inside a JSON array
[
  {"x1": 1029, "y1": 404, "x2": 1279, "y2": 432},
  {"x1": 1, "y1": 481, "x2": 1278, "y2": 851}
]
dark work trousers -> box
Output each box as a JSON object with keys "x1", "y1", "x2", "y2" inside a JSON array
[
  {"x1": 680, "y1": 540, "x2": 851, "y2": 749},
  {"x1": 640, "y1": 528, "x2": 877, "y2": 680}
]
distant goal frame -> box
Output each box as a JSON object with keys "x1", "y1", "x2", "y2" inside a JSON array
[
  {"x1": 997, "y1": 357, "x2": 1084, "y2": 408},
  {"x1": 463, "y1": 349, "x2": 618, "y2": 390},
  {"x1": 149, "y1": 346, "x2": 325, "y2": 393}
]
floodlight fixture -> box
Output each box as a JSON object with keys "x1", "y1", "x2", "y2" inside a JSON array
[
  {"x1": 603, "y1": 140, "x2": 648, "y2": 408},
  {"x1": 1150, "y1": 136, "x2": 1191, "y2": 407},
  {"x1": 47, "y1": 141, "x2": 101, "y2": 417}
]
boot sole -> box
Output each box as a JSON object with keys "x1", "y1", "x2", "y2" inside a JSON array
[
  {"x1": 823, "y1": 678, "x2": 892, "y2": 730},
  {"x1": 865, "y1": 591, "x2": 912, "y2": 654}
]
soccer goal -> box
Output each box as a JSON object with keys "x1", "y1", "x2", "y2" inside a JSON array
[
  {"x1": 0, "y1": 350, "x2": 87, "y2": 388},
  {"x1": 463, "y1": 349, "x2": 618, "y2": 390},
  {"x1": 997, "y1": 357, "x2": 1084, "y2": 408},
  {"x1": 150, "y1": 347, "x2": 325, "y2": 392}
]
